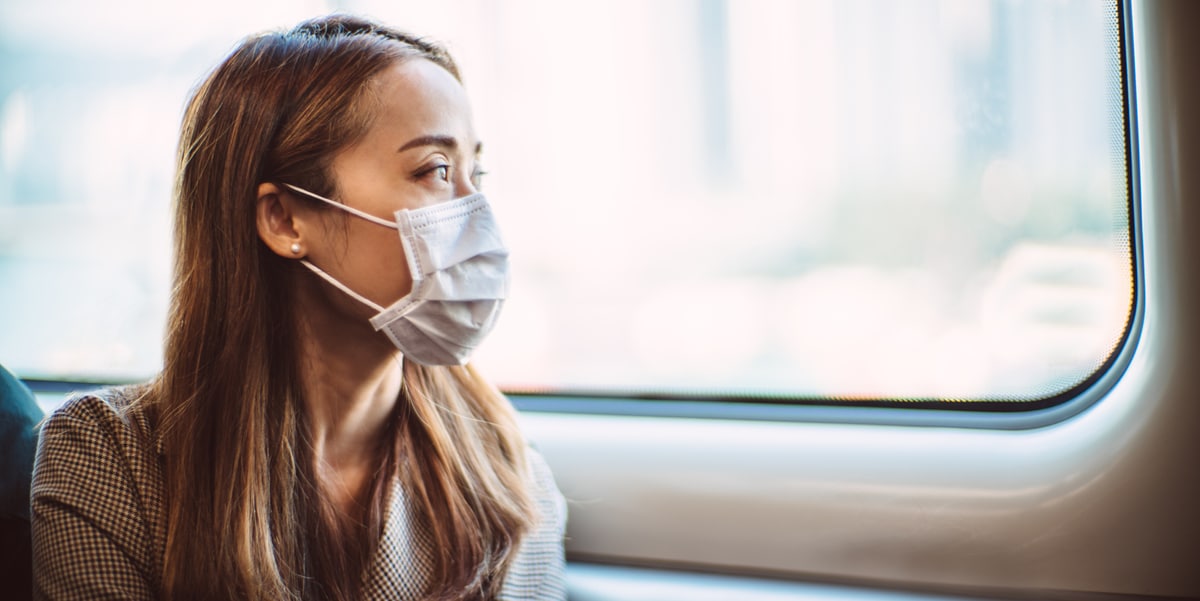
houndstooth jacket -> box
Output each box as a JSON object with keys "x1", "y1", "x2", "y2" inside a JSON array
[{"x1": 31, "y1": 388, "x2": 567, "y2": 600}]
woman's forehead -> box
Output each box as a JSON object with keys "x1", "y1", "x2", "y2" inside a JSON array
[{"x1": 364, "y1": 58, "x2": 478, "y2": 150}]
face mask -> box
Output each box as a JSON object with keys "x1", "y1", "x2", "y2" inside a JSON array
[{"x1": 283, "y1": 183, "x2": 508, "y2": 366}]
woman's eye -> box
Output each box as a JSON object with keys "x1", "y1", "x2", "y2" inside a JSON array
[
  {"x1": 417, "y1": 164, "x2": 451, "y2": 183},
  {"x1": 471, "y1": 168, "x2": 488, "y2": 190}
]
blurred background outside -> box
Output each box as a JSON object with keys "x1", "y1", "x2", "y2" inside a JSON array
[{"x1": 0, "y1": 0, "x2": 1132, "y2": 404}]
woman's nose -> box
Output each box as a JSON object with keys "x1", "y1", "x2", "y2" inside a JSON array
[{"x1": 454, "y1": 171, "x2": 478, "y2": 198}]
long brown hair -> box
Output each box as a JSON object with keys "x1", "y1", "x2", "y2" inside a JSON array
[{"x1": 148, "y1": 15, "x2": 534, "y2": 600}]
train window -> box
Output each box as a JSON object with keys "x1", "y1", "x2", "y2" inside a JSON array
[{"x1": 0, "y1": 0, "x2": 1132, "y2": 411}]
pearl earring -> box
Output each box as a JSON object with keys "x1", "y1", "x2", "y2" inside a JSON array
[{"x1": 290, "y1": 243, "x2": 301, "y2": 255}]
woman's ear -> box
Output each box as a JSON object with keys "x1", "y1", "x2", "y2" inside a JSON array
[{"x1": 256, "y1": 182, "x2": 308, "y2": 258}]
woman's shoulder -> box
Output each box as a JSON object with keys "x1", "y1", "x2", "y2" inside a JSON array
[
  {"x1": 35, "y1": 383, "x2": 163, "y2": 492},
  {"x1": 32, "y1": 384, "x2": 166, "y2": 598},
  {"x1": 526, "y1": 448, "x2": 563, "y2": 508},
  {"x1": 526, "y1": 446, "x2": 567, "y2": 547},
  {"x1": 497, "y1": 447, "x2": 568, "y2": 600},
  {"x1": 40, "y1": 384, "x2": 158, "y2": 452}
]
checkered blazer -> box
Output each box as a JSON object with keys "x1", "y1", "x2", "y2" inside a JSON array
[{"x1": 31, "y1": 389, "x2": 567, "y2": 600}]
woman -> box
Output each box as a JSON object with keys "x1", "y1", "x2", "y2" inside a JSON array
[{"x1": 31, "y1": 15, "x2": 566, "y2": 601}]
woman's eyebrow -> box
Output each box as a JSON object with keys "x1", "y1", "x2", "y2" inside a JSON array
[
  {"x1": 397, "y1": 135, "x2": 457, "y2": 153},
  {"x1": 397, "y1": 136, "x2": 484, "y2": 156}
]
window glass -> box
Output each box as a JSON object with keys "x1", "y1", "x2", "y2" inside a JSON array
[{"x1": 0, "y1": 0, "x2": 1131, "y2": 403}]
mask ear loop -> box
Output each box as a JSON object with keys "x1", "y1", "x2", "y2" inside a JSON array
[
  {"x1": 283, "y1": 182, "x2": 422, "y2": 319},
  {"x1": 298, "y1": 259, "x2": 387, "y2": 314},
  {"x1": 283, "y1": 183, "x2": 399, "y2": 229}
]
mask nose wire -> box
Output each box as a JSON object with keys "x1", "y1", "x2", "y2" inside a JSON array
[{"x1": 282, "y1": 183, "x2": 400, "y2": 229}]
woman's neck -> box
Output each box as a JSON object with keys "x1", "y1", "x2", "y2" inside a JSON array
[{"x1": 294, "y1": 280, "x2": 404, "y2": 495}]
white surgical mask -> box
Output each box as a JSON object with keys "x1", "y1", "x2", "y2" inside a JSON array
[{"x1": 283, "y1": 183, "x2": 508, "y2": 366}]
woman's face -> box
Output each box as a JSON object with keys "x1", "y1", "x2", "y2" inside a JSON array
[{"x1": 305, "y1": 57, "x2": 482, "y2": 312}]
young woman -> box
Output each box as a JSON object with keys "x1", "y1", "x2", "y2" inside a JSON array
[{"x1": 31, "y1": 15, "x2": 566, "y2": 601}]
